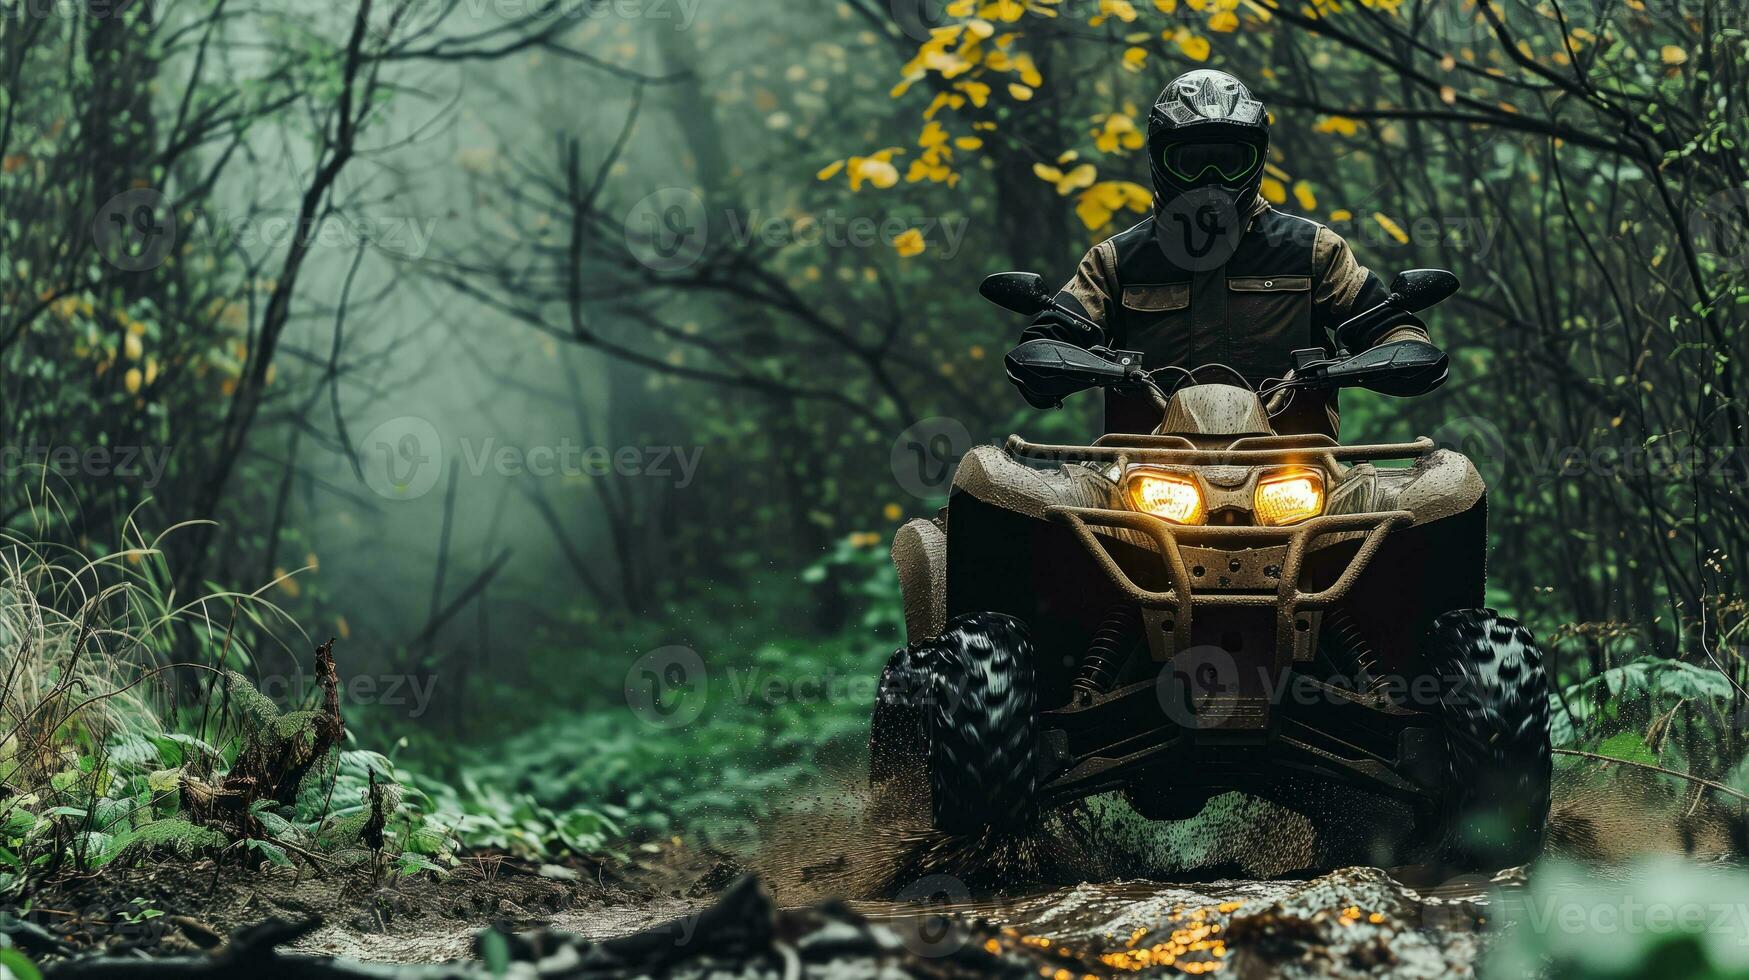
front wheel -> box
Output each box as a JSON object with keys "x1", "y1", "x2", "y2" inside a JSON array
[
  {"x1": 926, "y1": 612, "x2": 1039, "y2": 833},
  {"x1": 1424, "y1": 608, "x2": 1552, "y2": 869},
  {"x1": 868, "y1": 613, "x2": 1039, "y2": 832}
]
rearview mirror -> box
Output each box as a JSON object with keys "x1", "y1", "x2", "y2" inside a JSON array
[
  {"x1": 1004, "y1": 339, "x2": 1134, "y2": 400},
  {"x1": 981, "y1": 271, "x2": 1053, "y2": 316},
  {"x1": 1321, "y1": 339, "x2": 1448, "y2": 396},
  {"x1": 1389, "y1": 269, "x2": 1460, "y2": 313}
]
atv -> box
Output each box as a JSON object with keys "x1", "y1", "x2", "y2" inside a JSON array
[{"x1": 869, "y1": 268, "x2": 1550, "y2": 870}]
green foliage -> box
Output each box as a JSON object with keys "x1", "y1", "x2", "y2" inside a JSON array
[
  {"x1": 106, "y1": 819, "x2": 227, "y2": 864},
  {"x1": 1490, "y1": 858, "x2": 1749, "y2": 978}
]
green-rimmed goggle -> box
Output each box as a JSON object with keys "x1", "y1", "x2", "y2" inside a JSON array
[{"x1": 1162, "y1": 141, "x2": 1259, "y2": 183}]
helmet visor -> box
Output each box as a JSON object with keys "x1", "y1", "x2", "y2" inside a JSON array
[{"x1": 1162, "y1": 141, "x2": 1259, "y2": 184}]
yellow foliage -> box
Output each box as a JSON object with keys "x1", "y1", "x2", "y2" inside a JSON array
[
  {"x1": 1009, "y1": 83, "x2": 1034, "y2": 100},
  {"x1": 1093, "y1": 111, "x2": 1145, "y2": 153},
  {"x1": 1034, "y1": 162, "x2": 1098, "y2": 195},
  {"x1": 1173, "y1": 31, "x2": 1211, "y2": 61},
  {"x1": 1074, "y1": 180, "x2": 1152, "y2": 230},
  {"x1": 1208, "y1": 10, "x2": 1238, "y2": 31},
  {"x1": 1314, "y1": 115, "x2": 1360, "y2": 136},
  {"x1": 1123, "y1": 46, "x2": 1148, "y2": 72},
  {"x1": 1329, "y1": 208, "x2": 1353, "y2": 221},
  {"x1": 1373, "y1": 212, "x2": 1410, "y2": 244},
  {"x1": 1292, "y1": 181, "x2": 1317, "y2": 211},
  {"x1": 1661, "y1": 45, "x2": 1688, "y2": 65},
  {"x1": 893, "y1": 229, "x2": 927, "y2": 257},
  {"x1": 1260, "y1": 177, "x2": 1287, "y2": 205},
  {"x1": 124, "y1": 368, "x2": 142, "y2": 394}
]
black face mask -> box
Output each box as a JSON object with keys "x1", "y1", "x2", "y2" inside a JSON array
[{"x1": 1161, "y1": 141, "x2": 1260, "y2": 186}]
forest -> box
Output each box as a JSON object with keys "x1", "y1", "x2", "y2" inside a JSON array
[{"x1": 1, "y1": 0, "x2": 1746, "y2": 976}]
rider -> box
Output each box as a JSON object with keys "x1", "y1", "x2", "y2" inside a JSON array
[{"x1": 1009, "y1": 69, "x2": 1436, "y2": 437}]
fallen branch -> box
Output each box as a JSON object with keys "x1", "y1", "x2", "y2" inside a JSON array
[{"x1": 1553, "y1": 748, "x2": 1749, "y2": 805}]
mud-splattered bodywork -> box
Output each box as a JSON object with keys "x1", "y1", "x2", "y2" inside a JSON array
[{"x1": 891, "y1": 384, "x2": 1488, "y2": 819}]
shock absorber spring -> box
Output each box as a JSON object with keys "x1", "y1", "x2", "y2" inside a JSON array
[
  {"x1": 1324, "y1": 607, "x2": 1387, "y2": 694},
  {"x1": 1074, "y1": 605, "x2": 1142, "y2": 700}
]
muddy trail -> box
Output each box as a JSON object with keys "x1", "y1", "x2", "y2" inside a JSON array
[{"x1": 22, "y1": 764, "x2": 1742, "y2": 977}]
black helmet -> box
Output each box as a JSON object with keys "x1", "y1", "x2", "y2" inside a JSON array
[{"x1": 1147, "y1": 69, "x2": 1269, "y2": 214}]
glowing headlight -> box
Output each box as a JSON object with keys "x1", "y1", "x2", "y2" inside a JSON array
[
  {"x1": 1253, "y1": 468, "x2": 1325, "y2": 526},
  {"x1": 1126, "y1": 472, "x2": 1205, "y2": 525}
]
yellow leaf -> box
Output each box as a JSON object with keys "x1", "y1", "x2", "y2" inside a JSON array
[
  {"x1": 1057, "y1": 163, "x2": 1098, "y2": 195},
  {"x1": 1439, "y1": 85, "x2": 1457, "y2": 105},
  {"x1": 1329, "y1": 208, "x2": 1353, "y2": 222},
  {"x1": 955, "y1": 80, "x2": 992, "y2": 107},
  {"x1": 123, "y1": 332, "x2": 143, "y2": 361},
  {"x1": 1314, "y1": 116, "x2": 1360, "y2": 136},
  {"x1": 1076, "y1": 194, "x2": 1114, "y2": 231},
  {"x1": 1661, "y1": 45, "x2": 1688, "y2": 65},
  {"x1": 816, "y1": 159, "x2": 845, "y2": 181},
  {"x1": 1008, "y1": 83, "x2": 1034, "y2": 100},
  {"x1": 1176, "y1": 32, "x2": 1211, "y2": 61},
  {"x1": 1123, "y1": 46, "x2": 1148, "y2": 72},
  {"x1": 1292, "y1": 181, "x2": 1317, "y2": 211},
  {"x1": 1373, "y1": 212, "x2": 1410, "y2": 244},
  {"x1": 1152, "y1": 0, "x2": 1176, "y2": 10},
  {"x1": 884, "y1": 502, "x2": 904, "y2": 521},
  {"x1": 1013, "y1": 52, "x2": 1043, "y2": 87},
  {"x1": 124, "y1": 367, "x2": 142, "y2": 394},
  {"x1": 894, "y1": 228, "x2": 927, "y2": 258},
  {"x1": 966, "y1": 17, "x2": 995, "y2": 38},
  {"x1": 1260, "y1": 177, "x2": 1287, "y2": 205},
  {"x1": 1033, "y1": 162, "x2": 1064, "y2": 182},
  {"x1": 954, "y1": 136, "x2": 984, "y2": 150},
  {"x1": 144, "y1": 356, "x2": 159, "y2": 386},
  {"x1": 1208, "y1": 10, "x2": 1238, "y2": 31}
]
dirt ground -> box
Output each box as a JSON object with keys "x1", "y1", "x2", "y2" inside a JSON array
[{"x1": 14, "y1": 763, "x2": 1743, "y2": 977}]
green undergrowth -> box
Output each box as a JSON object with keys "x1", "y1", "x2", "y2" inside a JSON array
[{"x1": 399, "y1": 540, "x2": 901, "y2": 859}]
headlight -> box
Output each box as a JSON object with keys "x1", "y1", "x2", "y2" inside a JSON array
[
  {"x1": 1126, "y1": 471, "x2": 1205, "y2": 525},
  {"x1": 1253, "y1": 468, "x2": 1325, "y2": 526}
]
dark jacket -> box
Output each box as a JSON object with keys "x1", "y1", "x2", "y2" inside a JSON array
[{"x1": 1018, "y1": 200, "x2": 1428, "y2": 436}]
